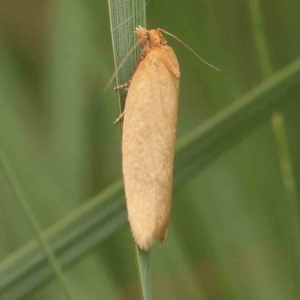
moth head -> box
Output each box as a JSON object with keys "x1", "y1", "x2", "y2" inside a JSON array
[
  {"x1": 135, "y1": 26, "x2": 150, "y2": 49},
  {"x1": 135, "y1": 26, "x2": 167, "y2": 48}
]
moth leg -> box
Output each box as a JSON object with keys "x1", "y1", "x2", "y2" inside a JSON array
[
  {"x1": 114, "y1": 79, "x2": 131, "y2": 91},
  {"x1": 114, "y1": 111, "x2": 125, "y2": 126}
]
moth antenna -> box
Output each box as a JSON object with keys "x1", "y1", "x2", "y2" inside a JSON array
[
  {"x1": 161, "y1": 29, "x2": 220, "y2": 72},
  {"x1": 105, "y1": 39, "x2": 141, "y2": 93}
]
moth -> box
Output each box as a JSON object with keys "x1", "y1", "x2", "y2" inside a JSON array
[
  {"x1": 119, "y1": 27, "x2": 180, "y2": 251},
  {"x1": 113, "y1": 26, "x2": 218, "y2": 251}
]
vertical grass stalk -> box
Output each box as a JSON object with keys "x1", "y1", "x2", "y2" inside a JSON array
[
  {"x1": 107, "y1": 0, "x2": 146, "y2": 112},
  {"x1": 272, "y1": 114, "x2": 300, "y2": 289},
  {"x1": 248, "y1": 0, "x2": 300, "y2": 290},
  {"x1": 247, "y1": 0, "x2": 273, "y2": 77},
  {"x1": 107, "y1": 1, "x2": 151, "y2": 299},
  {"x1": 136, "y1": 246, "x2": 152, "y2": 300}
]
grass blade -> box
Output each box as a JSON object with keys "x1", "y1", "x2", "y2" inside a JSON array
[
  {"x1": 247, "y1": 0, "x2": 273, "y2": 77},
  {"x1": 136, "y1": 247, "x2": 152, "y2": 300},
  {"x1": 0, "y1": 179, "x2": 125, "y2": 300},
  {"x1": 174, "y1": 56, "x2": 300, "y2": 185},
  {"x1": 107, "y1": 1, "x2": 151, "y2": 298},
  {"x1": 0, "y1": 147, "x2": 76, "y2": 300},
  {"x1": 272, "y1": 113, "x2": 300, "y2": 292},
  {"x1": 249, "y1": 2, "x2": 300, "y2": 291},
  {"x1": 107, "y1": 0, "x2": 146, "y2": 112}
]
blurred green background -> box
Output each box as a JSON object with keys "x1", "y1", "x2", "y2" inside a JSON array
[{"x1": 1, "y1": 0, "x2": 300, "y2": 299}]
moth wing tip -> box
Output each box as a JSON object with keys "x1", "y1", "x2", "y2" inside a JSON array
[
  {"x1": 159, "y1": 229, "x2": 168, "y2": 247},
  {"x1": 133, "y1": 232, "x2": 154, "y2": 251}
]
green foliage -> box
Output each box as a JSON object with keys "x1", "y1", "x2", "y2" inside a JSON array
[{"x1": 1, "y1": 0, "x2": 300, "y2": 299}]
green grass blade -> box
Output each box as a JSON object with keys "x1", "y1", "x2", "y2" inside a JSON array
[
  {"x1": 174, "y1": 56, "x2": 300, "y2": 185},
  {"x1": 1, "y1": 56, "x2": 300, "y2": 299},
  {"x1": 136, "y1": 247, "x2": 152, "y2": 300},
  {"x1": 0, "y1": 147, "x2": 76, "y2": 300},
  {"x1": 0, "y1": 180, "x2": 125, "y2": 300},
  {"x1": 272, "y1": 113, "x2": 300, "y2": 290},
  {"x1": 249, "y1": 2, "x2": 300, "y2": 289},
  {"x1": 247, "y1": 0, "x2": 273, "y2": 77},
  {"x1": 107, "y1": 0, "x2": 146, "y2": 111},
  {"x1": 108, "y1": 0, "x2": 151, "y2": 300},
  {"x1": 107, "y1": 1, "x2": 150, "y2": 297}
]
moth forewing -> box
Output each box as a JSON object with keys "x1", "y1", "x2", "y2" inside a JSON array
[{"x1": 122, "y1": 28, "x2": 180, "y2": 251}]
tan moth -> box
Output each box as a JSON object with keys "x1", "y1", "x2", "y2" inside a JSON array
[{"x1": 113, "y1": 26, "x2": 218, "y2": 251}]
